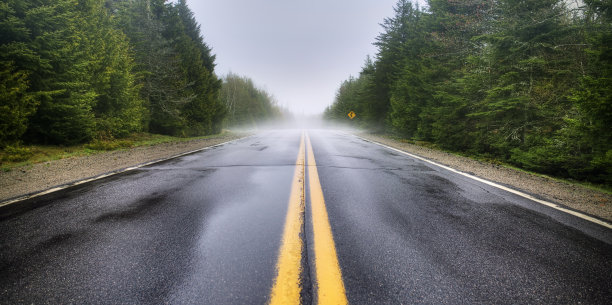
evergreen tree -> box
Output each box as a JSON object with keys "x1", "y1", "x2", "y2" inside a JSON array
[
  {"x1": 80, "y1": 0, "x2": 145, "y2": 138},
  {"x1": 0, "y1": 62, "x2": 37, "y2": 146},
  {"x1": 1, "y1": 0, "x2": 146, "y2": 144},
  {"x1": 115, "y1": 0, "x2": 189, "y2": 136},
  {"x1": 114, "y1": 0, "x2": 222, "y2": 136},
  {"x1": 474, "y1": 0, "x2": 569, "y2": 157},
  {"x1": 368, "y1": 0, "x2": 419, "y2": 130},
  {"x1": 19, "y1": 0, "x2": 97, "y2": 144},
  {"x1": 562, "y1": 0, "x2": 612, "y2": 183},
  {"x1": 326, "y1": 0, "x2": 611, "y2": 184},
  {"x1": 174, "y1": 0, "x2": 224, "y2": 135},
  {"x1": 386, "y1": 3, "x2": 432, "y2": 138},
  {"x1": 324, "y1": 57, "x2": 374, "y2": 126},
  {"x1": 1, "y1": 0, "x2": 224, "y2": 145},
  {"x1": 0, "y1": 1, "x2": 38, "y2": 146},
  {"x1": 426, "y1": 0, "x2": 492, "y2": 150}
]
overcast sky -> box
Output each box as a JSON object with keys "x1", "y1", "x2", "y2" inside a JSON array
[{"x1": 189, "y1": 0, "x2": 427, "y2": 115}]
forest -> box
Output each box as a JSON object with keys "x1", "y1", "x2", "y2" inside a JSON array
[
  {"x1": 220, "y1": 73, "x2": 285, "y2": 128},
  {"x1": 325, "y1": 0, "x2": 611, "y2": 185},
  {"x1": 0, "y1": 0, "x2": 281, "y2": 150}
]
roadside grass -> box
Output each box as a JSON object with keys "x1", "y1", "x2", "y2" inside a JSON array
[
  {"x1": 368, "y1": 133, "x2": 612, "y2": 195},
  {"x1": 0, "y1": 131, "x2": 234, "y2": 172}
]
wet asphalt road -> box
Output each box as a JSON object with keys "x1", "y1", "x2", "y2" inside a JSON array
[{"x1": 1, "y1": 129, "x2": 611, "y2": 304}]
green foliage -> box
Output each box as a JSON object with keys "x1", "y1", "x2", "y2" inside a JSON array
[
  {"x1": 82, "y1": 0, "x2": 145, "y2": 138},
  {"x1": 324, "y1": 57, "x2": 375, "y2": 127},
  {"x1": 0, "y1": 131, "x2": 235, "y2": 170},
  {"x1": 326, "y1": 0, "x2": 612, "y2": 185},
  {"x1": 221, "y1": 73, "x2": 284, "y2": 128},
  {"x1": 0, "y1": 0, "x2": 225, "y2": 146},
  {"x1": 1, "y1": 145, "x2": 33, "y2": 162},
  {"x1": 0, "y1": 61, "x2": 37, "y2": 147},
  {"x1": 115, "y1": 0, "x2": 223, "y2": 137},
  {"x1": 84, "y1": 139, "x2": 134, "y2": 151}
]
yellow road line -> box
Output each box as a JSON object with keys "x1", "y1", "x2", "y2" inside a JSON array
[
  {"x1": 306, "y1": 133, "x2": 348, "y2": 305},
  {"x1": 269, "y1": 132, "x2": 306, "y2": 305}
]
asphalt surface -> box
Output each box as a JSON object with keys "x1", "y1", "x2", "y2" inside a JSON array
[{"x1": 1, "y1": 129, "x2": 611, "y2": 304}]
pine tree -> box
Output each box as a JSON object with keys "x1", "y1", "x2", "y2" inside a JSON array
[
  {"x1": 467, "y1": 0, "x2": 568, "y2": 157},
  {"x1": 80, "y1": 0, "x2": 145, "y2": 138},
  {"x1": 0, "y1": 62, "x2": 37, "y2": 146},
  {"x1": 426, "y1": 0, "x2": 493, "y2": 150},
  {"x1": 173, "y1": 0, "x2": 223, "y2": 135},
  {"x1": 19, "y1": 0, "x2": 98, "y2": 144},
  {"x1": 0, "y1": 1, "x2": 38, "y2": 146},
  {"x1": 114, "y1": 0, "x2": 222, "y2": 136},
  {"x1": 564, "y1": 0, "x2": 612, "y2": 183},
  {"x1": 325, "y1": 0, "x2": 610, "y2": 184},
  {"x1": 368, "y1": 0, "x2": 418, "y2": 130}
]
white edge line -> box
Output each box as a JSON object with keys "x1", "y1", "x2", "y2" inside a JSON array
[
  {"x1": 0, "y1": 137, "x2": 249, "y2": 208},
  {"x1": 355, "y1": 135, "x2": 612, "y2": 230}
]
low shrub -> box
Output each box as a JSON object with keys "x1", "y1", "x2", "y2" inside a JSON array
[
  {"x1": 1, "y1": 145, "x2": 34, "y2": 162},
  {"x1": 84, "y1": 140, "x2": 134, "y2": 151}
]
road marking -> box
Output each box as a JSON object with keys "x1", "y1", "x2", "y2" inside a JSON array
[
  {"x1": 269, "y1": 132, "x2": 306, "y2": 305},
  {"x1": 270, "y1": 132, "x2": 348, "y2": 304},
  {"x1": 306, "y1": 133, "x2": 348, "y2": 305},
  {"x1": 357, "y1": 135, "x2": 612, "y2": 230},
  {"x1": 0, "y1": 138, "x2": 246, "y2": 208}
]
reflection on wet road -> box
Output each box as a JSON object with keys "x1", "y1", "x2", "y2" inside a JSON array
[{"x1": 1, "y1": 129, "x2": 610, "y2": 304}]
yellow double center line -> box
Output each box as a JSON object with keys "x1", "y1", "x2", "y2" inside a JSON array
[{"x1": 269, "y1": 132, "x2": 348, "y2": 305}]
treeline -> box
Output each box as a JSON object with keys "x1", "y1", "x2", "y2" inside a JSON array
[
  {"x1": 325, "y1": 0, "x2": 611, "y2": 185},
  {"x1": 220, "y1": 73, "x2": 285, "y2": 128},
  {"x1": 1, "y1": 0, "x2": 224, "y2": 146}
]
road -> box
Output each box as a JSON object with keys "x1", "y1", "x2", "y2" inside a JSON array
[{"x1": 1, "y1": 129, "x2": 611, "y2": 304}]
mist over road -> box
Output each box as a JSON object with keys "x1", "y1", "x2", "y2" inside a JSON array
[{"x1": 1, "y1": 129, "x2": 610, "y2": 304}]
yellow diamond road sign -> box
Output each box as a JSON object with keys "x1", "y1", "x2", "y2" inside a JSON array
[{"x1": 348, "y1": 111, "x2": 356, "y2": 119}]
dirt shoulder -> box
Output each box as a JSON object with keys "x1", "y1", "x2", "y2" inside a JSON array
[
  {"x1": 358, "y1": 133, "x2": 612, "y2": 222},
  {"x1": 0, "y1": 133, "x2": 248, "y2": 203}
]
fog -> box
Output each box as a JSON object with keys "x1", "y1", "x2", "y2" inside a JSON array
[{"x1": 225, "y1": 115, "x2": 363, "y2": 134}]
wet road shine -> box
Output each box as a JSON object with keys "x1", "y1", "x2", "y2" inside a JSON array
[
  {"x1": 270, "y1": 132, "x2": 347, "y2": 305},
  {"x1": 269, "y1": 132, "x2": 305, "y2": 304},
  {"x1": 1, "y1": 129, "x2": 610, "y2": 304}
]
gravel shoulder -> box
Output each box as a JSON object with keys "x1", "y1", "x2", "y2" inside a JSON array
[
  {"x1": 358, "y1": 133, "x2": 612, "y2": 222},
  {"x1": 0, "y1": 133, "x2": 247, "y2": 203}
]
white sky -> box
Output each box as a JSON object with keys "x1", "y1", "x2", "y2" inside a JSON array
[{"x1": 189, "y1": 0, "x2": 427, "y2": 115}]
